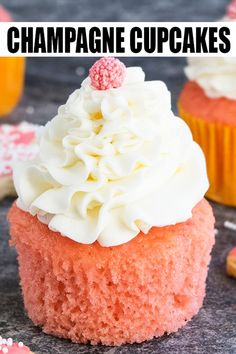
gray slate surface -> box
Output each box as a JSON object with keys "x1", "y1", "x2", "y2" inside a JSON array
[{"x1": 0, "y1": 0, "x2": 236, "y2": 353}]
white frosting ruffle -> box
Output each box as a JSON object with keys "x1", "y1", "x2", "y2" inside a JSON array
[
  {"x1": 185, "y1": 17, "x2": 236, "y2": 100},
  {"x1": 185, "y1": 57, "x2": 236, "y2": 100},
  {"x1": 14, "y1": 67, "x2": 209, "y2": 246}
]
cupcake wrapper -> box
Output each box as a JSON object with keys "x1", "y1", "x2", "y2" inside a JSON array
[
  {"x1": 178, "y1": 101, "x2": 236, "y2": 206},
  {"x1": 8, "y1": 200, "x2": 215, "y2": 346}
]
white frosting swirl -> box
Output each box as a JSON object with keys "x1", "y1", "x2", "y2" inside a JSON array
[
  {"x1": 14, "y1": 67, "x2": 209, "y2": 247},
  {"x1": 185, "y1": 17, "x2": 236, "y2": 100},
  {"x1": 185, "y1": 57, "x2": 236, "y2": 100}
]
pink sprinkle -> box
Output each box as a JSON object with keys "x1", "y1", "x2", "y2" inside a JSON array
[
  {"x1": 227, "y1": 0, "x2": 236, "y2": 18},
  {"x1": 0, "y1": 337, "x2": 31, "y2": 353},
  {"x1": 6, "y1": 339, "x2": 12, "y2": 347},
  {"x1": 89, "y1": 57, "x2": 126, "y2": 90}
]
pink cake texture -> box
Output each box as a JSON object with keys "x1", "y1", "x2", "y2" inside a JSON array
[
  {"x1": 9, "y1": 199, "x2": 215, "y2": 346},
  {"x1": 0, "y1": 337, "x2": 33, "y2": 354},
  {"x1": 89, "y1": 57, "x2": 126, "y2": 90}
]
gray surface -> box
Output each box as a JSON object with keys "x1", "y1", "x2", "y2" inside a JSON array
[{"x1": 0, "y1": 0, "x2": 236, "y2": 353}]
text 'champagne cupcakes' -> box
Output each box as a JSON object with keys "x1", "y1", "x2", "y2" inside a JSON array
[{"x1": 9, "y1": 57, "x2": 215, "y2": 346}]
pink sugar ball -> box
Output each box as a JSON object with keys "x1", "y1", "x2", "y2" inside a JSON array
[{"x1": 89, "y1": 57, "x2": 126, "y2": 90}]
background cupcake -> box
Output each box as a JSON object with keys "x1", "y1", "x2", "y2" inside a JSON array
[
  {"x1": 178, "y1": 1, "x2": 236, "y2": 206},
  {"x1": 9, "y1": 58, "x2": 215, "y2": 346}
]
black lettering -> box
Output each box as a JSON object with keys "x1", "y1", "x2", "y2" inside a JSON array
[
  {"x1": 102, "y1": 27, "x2": 114, "y2": 53},
  {"x1": 7, "y1": 27, "x2": 19, "y2": 53},
  {"x1": 157, "y1": 27, "x2": 168, "y2": 53},
  {"x1": 116, "y1": 27, "x2": 125, "y2": 53},
  {"x1": 219, "y1": 26, "x2": 231, "y2": 53},
  {"x1": 182, "y1": 27, "x2": 195, "y2": 53},
  {"x1": 65, "y1": 27, "x2": 76, "y2": 53},
  {"x1": 47, "y1": 27, "x2": 63, "y2": 53},
  {"x1": 169, "y1": 27, "x2": 182, "y2": 53},
  {"x1": 208, "y1": 27, "x2": 218, "y2": 53},
  {"x1": 75, "y1": 28, "x2": 88, "y2": 53},
  {"x1": 21, "y1": 27, "x2": 33, "y2": 53},
  {"x1": 89, "y1": 27, "x2": 101, "y2": 53},
  {"x1": 144, "y1": 27, "x2": 156, "y2": 53},
  {"x1": 130, "y1": 27, "x2": 142, "y2": 53},
  {"x1": 195, "y1": 27, "x2": 208, "y2": 53},
  {"x1": 34, "y1": 27, "x2": 46, "y2": 53}
]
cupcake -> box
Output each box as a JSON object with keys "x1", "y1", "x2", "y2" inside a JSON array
[
  {"x1": 178, "y1": 1, "x2": 236, "y2": 206},
  {"x1": 9, "y1": 57, "x2": 215, "y2": 346}
]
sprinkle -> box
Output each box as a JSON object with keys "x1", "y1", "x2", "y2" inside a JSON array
[
  {"x1": 0, "y1": 338, "x2": 31, "y2": 353},
  {"x1": 214, "y1": 228, "x2": 219, "y2": 235},
  {"x1": 89, "y1": 57, "x2": 126, "y2": 90},
  {"x1": 6, "y1": 338, "x2": 12, "y2": 346},
  {"x1": 224, "y1": 220, "x2": 236, "y2": 231},
  {"x1": 7, "y1": 340, "x2": 12, "y2": 347}
]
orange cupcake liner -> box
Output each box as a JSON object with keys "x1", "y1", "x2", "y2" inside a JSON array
[
  {"x1": 178, "y1": 101, "x2": 236, "y2": 206},
  {"x1": 226, "y1": 247, "x2": 236, "y2": 278}
]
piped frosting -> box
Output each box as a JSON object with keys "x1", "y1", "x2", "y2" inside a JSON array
[{"x1": 14, "y1": 60, "x2": 209, "y2": 247}]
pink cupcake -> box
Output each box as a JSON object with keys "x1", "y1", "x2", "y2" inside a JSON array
[
  {"x1": 9, "y1": 58, "x2": 215, "y2": 345},
  {"x1": 178, "y1": 1, "x2": 236, "y2": 206}
]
